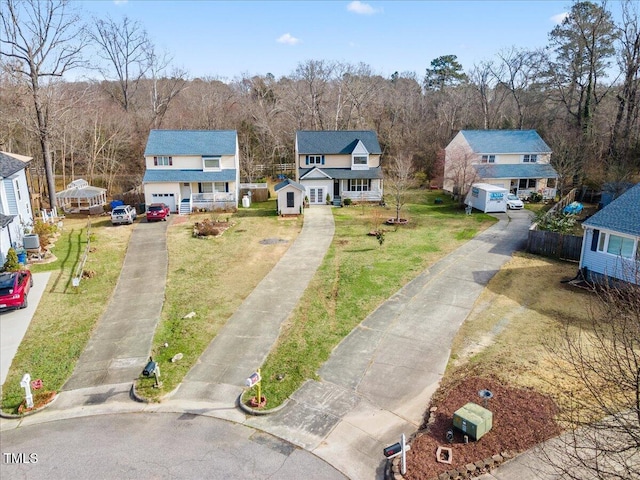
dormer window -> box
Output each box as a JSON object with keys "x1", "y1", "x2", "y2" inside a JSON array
[
  {"x1": 353, "y1": 155, "x2": 368, "y2": 166},
  {"x1": 523, "y1": 154, "x2": 538, "y2": 163},
  {"x1": 203, "y1": 156, "x2": 221, "y2": 170}
]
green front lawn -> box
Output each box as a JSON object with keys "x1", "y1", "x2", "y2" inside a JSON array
[{"x1": 2, "y1": 192, "x2": 495, "y2": 412}]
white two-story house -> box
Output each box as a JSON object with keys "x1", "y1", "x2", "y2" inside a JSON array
[
  {"x1": 295, "y1": 130, "x2": 384, "y2": 205},
  {"x1": 1, "y1": 152, "x2": 34, "y2": 265},
  {"x1": 443, "y1": 130, "x2": 558, "y2": 200},
  {"x1": 143, "y1": 130, "x2": 240, "y2": 214}
]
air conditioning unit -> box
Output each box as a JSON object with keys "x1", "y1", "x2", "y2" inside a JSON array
[{"x1": 453, "y1": 402, "x2": 493, "y2": 440}]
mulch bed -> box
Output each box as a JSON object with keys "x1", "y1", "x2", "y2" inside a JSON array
[{"x1": 404, "y1": 377, "x2": 560, "y2": 479}]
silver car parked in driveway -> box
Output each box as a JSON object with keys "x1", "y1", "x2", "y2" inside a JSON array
[{"x1": 111, "y1": 205, "x2": 137, "y2": 225}]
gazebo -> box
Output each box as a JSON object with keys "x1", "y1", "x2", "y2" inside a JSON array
[{"x1": 56, "y1": 179, "x2": 107, "y2": 214}]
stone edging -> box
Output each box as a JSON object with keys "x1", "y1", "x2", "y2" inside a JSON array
[
  {"x1": 236, "y1": 394, "x2": 290, "y2": 416},
  {"x1": 387, "y1": 449, "x2": 515, "y2": 480}
]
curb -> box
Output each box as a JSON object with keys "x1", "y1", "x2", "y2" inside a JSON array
[
  {"x1": 0, "y1": 391, "x2": 59, "y2": 419},
  {"x1": 236, "y1": 394, "x2": 290, "y2": 416}
]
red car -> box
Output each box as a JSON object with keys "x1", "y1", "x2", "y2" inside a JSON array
[
  {"x1": 146, "y1": 203, "x2": 171, "y2": 222},
  {"x1": 0, "y1": 270, "x2": 33, "y2": 311}
]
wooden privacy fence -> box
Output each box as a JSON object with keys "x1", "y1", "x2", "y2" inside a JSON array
[{"x1": 527, "y1": 229, "x2": 583, "y2": 261}]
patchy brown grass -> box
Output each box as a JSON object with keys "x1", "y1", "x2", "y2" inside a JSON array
[{"x1": 405, "y1": 253, "x2": 601, "y2": 478}]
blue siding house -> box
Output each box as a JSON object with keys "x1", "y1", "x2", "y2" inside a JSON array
[
  {"x1": 0, "y1": 152, "x2": 34, "y2": 265},
  {"x1": 579, "y1": 183, "x2": 640, "y2": 285}
]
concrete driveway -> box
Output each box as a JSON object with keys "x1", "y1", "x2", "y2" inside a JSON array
[{"x1": 0, "y1": 272, "x2": 51, "y2": 387}]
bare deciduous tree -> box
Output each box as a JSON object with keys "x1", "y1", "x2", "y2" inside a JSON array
[
  {"x1": 385, "y1": 153, "x2": 415, "y2": 222},
  {"x1": 89, "y1": 15, "x2": 152, "y2": 112},
  {"x1": 543, "y1": 270, "x2": 640, "y2": 480},
  {"x1": 0, "y1": 0, "x2": 86, "y2": 208}
]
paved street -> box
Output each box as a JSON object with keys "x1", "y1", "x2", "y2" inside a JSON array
[{"x1": 0, "y1": 412, "x2": 346, "y2": 480}]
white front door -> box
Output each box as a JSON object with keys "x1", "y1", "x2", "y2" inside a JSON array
[{"x1": 309, "y1": 187, "x2": 324, "y2": 204}]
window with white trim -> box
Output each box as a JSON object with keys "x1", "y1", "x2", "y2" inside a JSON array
[
  {"x1": 348, "y1": 179, "x2": 371, "y2": 191},
  {"x1": 353, "y1": 155, "x2": 368, "y2": 166},
  {"x1": 597, "y1": 232, "x2": 636, "y2": 259},
  {"x1": 154, "y1": 156, "x2": 172, "y2": 166},
  {"x1": 309, "y1": 155, "x2": 322, "y2": 165},
  {"x1": 481, "y1": 155, "x2": 495, "y2": 163},
  {"x1": 523, "y1": 154, "x2": 538, "y2": 163},
  {"x1": 203, "y1": 156, "x2": 221, "y2": 170}
]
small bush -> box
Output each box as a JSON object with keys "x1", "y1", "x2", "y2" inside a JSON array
[
  {"x1": 529, "y1": 192, "x2": 543, "y2": 203},
  {"x1": 343, "y1": 198, "x2": 352, "y2": 206},
  {"x1": 33, "y1": 220, "x2": 57, "y2": 247},
  {"x1": 2, "y1": 248, "x2": 20, "y2": 272}
]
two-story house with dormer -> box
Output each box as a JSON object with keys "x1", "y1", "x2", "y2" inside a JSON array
[
  {"x1": 142, "y1": 130, "x2": 240, "y2": 214},
  {"x1": 443, "y1": 130, "x2": 558, "y2": 200},
  {"x1": 295, "y1": 130, "x2": 384, "y2": 205},
  {"x1": 1, "y1": 152, "x2": 34, "y2": 265}
]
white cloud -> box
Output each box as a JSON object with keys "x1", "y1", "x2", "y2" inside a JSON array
[
  {"x1": 551, "y1": 12, "x2": 569, "y2": 24},
  {"x1": 277, "y1": 33, "x2": 300, "y2": 45},
  {"x1": 347, "y1": 1, "x2": 380, "y2": 15}
]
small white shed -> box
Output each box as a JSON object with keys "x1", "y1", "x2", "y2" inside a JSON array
[
  {"x1": 465, "y1": 183, "x2": 508, "y2": 213},
  {"x1": 274, "y1": 178, "x2": 305, "y2": 216}
]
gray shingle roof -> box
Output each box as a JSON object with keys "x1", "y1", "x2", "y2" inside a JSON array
[
  {"x1": 143, "y1": 169, "x2": 237, "y2": 183},
  {"x1": 274, "y1": 178, "x2": 305, "y2": 192},
  {"x1": 473, "y1": 163, "x2": 558, "y2": 179},
  {"x1": 144, "y1": 130, "x2": 237, "y2": 156},
  {"x1": 296, "y1": 131, "x2": 382, "y2": 155},
  {"x1": 460, "y1": 130, "x2": 552, "y2": 154},
  {"x1": 0, "y1": 152, "x2": 29, "y2": 178},
  {"x1": 583, "y1": 183, "x2": 640, "y2": 237},
  {"x1": 299, "y1": 166, "x2": 383, "y2": 180}
]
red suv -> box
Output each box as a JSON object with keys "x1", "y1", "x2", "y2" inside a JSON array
[
  {"x1": 0, "y1": 270, "x2": 33, "y2": 311},
  {"x1": 146, "y1": 203, "x2": 170, "y2": 222}
]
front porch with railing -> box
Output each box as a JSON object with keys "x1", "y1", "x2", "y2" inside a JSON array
[{"x1": 179, "y1": 192, "x2": 236, "y2": 214}]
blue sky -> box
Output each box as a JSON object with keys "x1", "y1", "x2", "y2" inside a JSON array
[{"x1": 77, "y1": 1, "x2": 626, "y2": 81}]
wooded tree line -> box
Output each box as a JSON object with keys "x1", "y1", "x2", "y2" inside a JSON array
[{"x1": 1, "y1": 0, "x2": 639, "y2": 207}]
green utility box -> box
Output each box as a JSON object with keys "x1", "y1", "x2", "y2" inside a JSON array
[{"x1": 453, "y1": 402, "x2": 493, "y2": 440}]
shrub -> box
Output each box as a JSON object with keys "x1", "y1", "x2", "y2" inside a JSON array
[
  {"x1": 343, "y1": 198, "x2": 352, "y2": 206},
  {"x1": 33, "y1": 219, "x2": 57, "y2": 247},
  {"x1": 2, "y1": 248, "x2": 20, "y2": 272},
  {"x1": 535, "y1": 211, "x2": 577, "y2": 234},
  {"x1": 529, "y1": 192, "x2": 543, "y2": 203}
]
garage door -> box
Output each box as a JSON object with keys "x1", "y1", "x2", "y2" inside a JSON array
[
  {"x1": 308, "y1": 188, "x2": 324, "y2": 205},
  {"x1": 151, "y1": 193, "x2": 176, "y2": 212}
]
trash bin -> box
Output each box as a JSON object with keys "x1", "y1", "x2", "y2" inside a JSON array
[{"x1": 17, "y1": 250, "x2": 27, "y2": 264}]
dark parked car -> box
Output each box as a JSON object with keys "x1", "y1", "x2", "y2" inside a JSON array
[
  {"x1": 146, "y1": 203, "x2": 170, "y2": 222},
  {"x1": 0, "y1": 270, "x2": 33, "y2": 311}
]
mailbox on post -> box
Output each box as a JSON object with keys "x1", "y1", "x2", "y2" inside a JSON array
[{"x1": 143, "y1": 360, "x2": 157, "y2": 377}]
